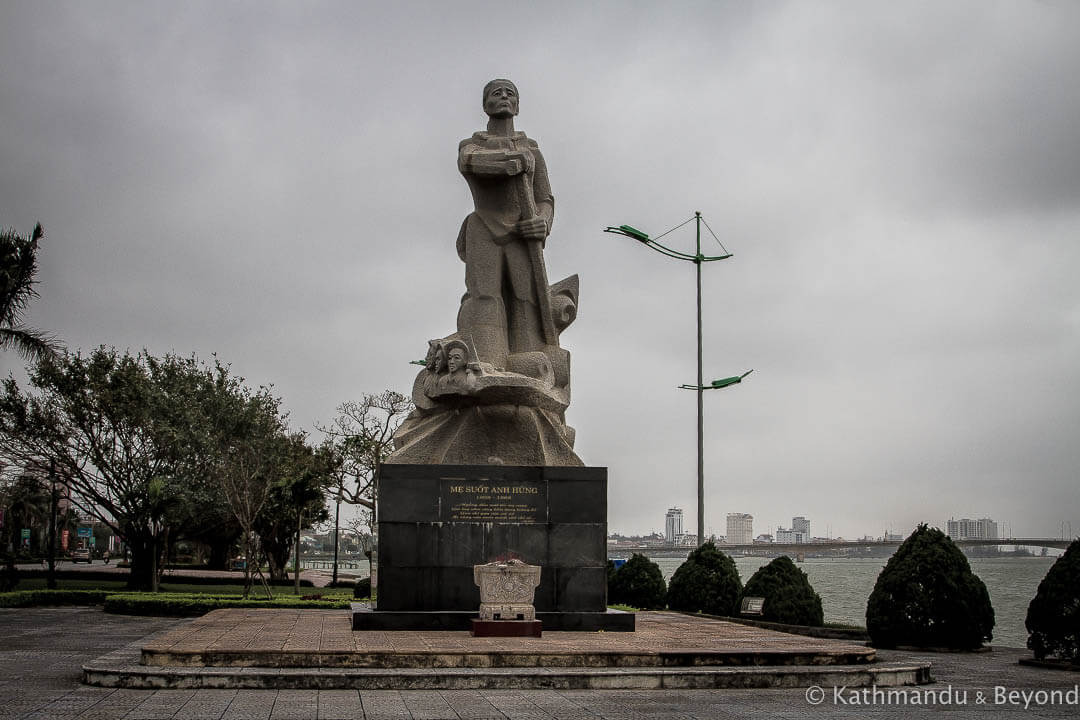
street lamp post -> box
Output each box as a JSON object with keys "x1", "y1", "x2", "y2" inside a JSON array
[
  {"x1": 605, "y1": 213, "x2": 748, "y2": 547},
  {"x1": 47, "y1": 460, "x2": 57, "y2": 590},
  {"x1": 332, "y1": 490, "x2": 342, "y2": 586}
]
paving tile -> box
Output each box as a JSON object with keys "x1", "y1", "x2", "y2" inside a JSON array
[
  {"x1": 315, "y1": 689, "x2": 364, "y2": 720},
  {"x1": 360, "y1": 691, "x2": 412, "y2": 720}
]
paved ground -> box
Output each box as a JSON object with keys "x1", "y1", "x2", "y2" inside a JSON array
[
  {"x1": 2, "y1": 607, "x2": 1078, "y2": 718},
  {"x1": 142, "y1": 609, "x2": 871, "y2": 666}
]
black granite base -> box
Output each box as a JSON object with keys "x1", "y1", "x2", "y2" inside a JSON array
[
  {"x1": 351, "y1": 604, "x2": 635, "y2": 632},
  {"x1": 362, "y1": 464, "x2": 633, "y2": 632}
]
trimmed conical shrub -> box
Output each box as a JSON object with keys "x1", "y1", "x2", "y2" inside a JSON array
[
  {"x1": 866, "y1": 524, "x2": 994, "y2": 649},
  {"x1": 1026, "y1": 538, "x2": 1080, "y2": 661},
  {"x1": 667, "y1": 541, "x2": 742, "y2": 616},
  {"x1": 741, "y1": 556, "x2": 824, "y2": 626},
  {"x1": 608, "y1": 553, "x2": 667, "y2": 610}
]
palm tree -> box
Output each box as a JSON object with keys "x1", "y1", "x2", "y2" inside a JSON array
[{"x1": 0, "y1": 223, "x2": 60, "y2": 362}]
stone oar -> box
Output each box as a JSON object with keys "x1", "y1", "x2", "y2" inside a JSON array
[{"x1": 515, "y1": 170, "x2": 558, "y2": 345}]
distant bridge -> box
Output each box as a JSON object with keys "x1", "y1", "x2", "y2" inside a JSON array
[{"x1": 607, "y1": 537, "x2": 1071, "y2": 559}]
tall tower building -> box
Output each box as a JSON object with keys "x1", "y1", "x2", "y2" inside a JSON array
[
  {"x1": 792, "y1": 516, "x2": 810, "y2": 538},
  {"x1": 665, "y1": 508, "x2": 684, "y2": 544},
  {"x1": 726, "y1": 513, "x2": 753, "y2": 545}
]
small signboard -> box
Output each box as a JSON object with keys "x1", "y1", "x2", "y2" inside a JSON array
[
  {"x1": 740, "y1": 596, "x2": 766, "y2": 616},
  {"x1": 61, "y1": 529, "x2": 70, "y2": 550},
  {"x1": 20, "y1": 528, "x2": 31, "y2": 539},
  {"x1": 77, "y1": 527, "x2": 93, "y2": 538}
]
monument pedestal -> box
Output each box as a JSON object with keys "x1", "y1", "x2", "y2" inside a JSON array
[{"x1": 352, "y1": 463, "x2": 634, "y2": 632}]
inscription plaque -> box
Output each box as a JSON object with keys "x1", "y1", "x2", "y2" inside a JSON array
[{"x1": 440, "y1": 477, "x2": 546, "y2": 523}]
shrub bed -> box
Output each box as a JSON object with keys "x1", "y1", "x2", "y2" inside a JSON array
[
  {"x1": 608, "y1": 553, "x2": 666, "y2": 610},
  {"x1": 866, "y1": 524, "x2": 994, "y2": 650},
  {"x1": 0, "y1": 589, "x2": 110, "y2": 607},
  {"x1": 740, "y1": 556, "x2": 824, "y2": 626},
  {"x1": 103, "y1": 592, "x2": 351, "y2": 616},
  {"x1": 667, "y1": 542, "x2": 742, "y2": 616},
  {"x1": 1026, "y1": 538, "x2": 1080, "y2": 661}
]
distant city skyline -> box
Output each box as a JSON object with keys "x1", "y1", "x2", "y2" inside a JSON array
[{"x1": 618, "y1": 508, "x2": 1066, "y2": 545}]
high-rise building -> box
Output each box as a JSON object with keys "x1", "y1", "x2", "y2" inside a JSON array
[
  {"x1": 726, "y1": 513, "x2": 753, "y2": 545},
  {"x1": 792, "y1": 516, "x2": 810, "y2": 537},
  {"x1": 665, "y1": 508, "x2": 683, "y2": 544},
  {"x1": 946, "y1": 517, "x2": 998, "y2": 540}
]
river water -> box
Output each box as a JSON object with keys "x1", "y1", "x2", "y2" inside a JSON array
[{"x1": 650, "y1": 555, "x2": 1055, "y2": 649}]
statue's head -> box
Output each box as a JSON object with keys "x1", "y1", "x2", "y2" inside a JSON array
[
  {"x1": 445, "y1": 340, "x2": 470, "y2": 373},
  {"x1": 425, "y1": 339, "x2": 446, "y2": 373},
  {"x1": 483, "y1": 79, "x2": 519, "y2": 119}
]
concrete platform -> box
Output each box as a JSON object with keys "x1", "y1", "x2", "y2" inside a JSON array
[
  {"x1": 352, "y1": 605, "x2": 635, "y2": 632},
  {"x1": 82, "y1": 609, "x2": 932, "y2": 690}
]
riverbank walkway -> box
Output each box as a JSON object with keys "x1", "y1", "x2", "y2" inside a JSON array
[{"x1": 3, "y1": 607, "x2": 1077, "y2": 718}]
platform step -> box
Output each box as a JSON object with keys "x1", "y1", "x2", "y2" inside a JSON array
[{"x1": 84, "y1": 660, "x2": 932, "y2": 691}]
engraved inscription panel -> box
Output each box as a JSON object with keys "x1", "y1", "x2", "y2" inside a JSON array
[{"x1": 440, "y1": 477, "x2": 546, "y2": 523}]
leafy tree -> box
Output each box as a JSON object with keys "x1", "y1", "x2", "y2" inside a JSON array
[
  {"x1": 667, "y1": 541, "x2": 742, "y2": 616},
  {"x1": 0, "y1": 223, "x2": 60, "y2": 362},
  {"x1": 0, "y1": 347, "x2": 289, "y2": 591},
  {"x1": 255, "y1": 435, "x2": 331, "y2": 583},
  {"x1": 1026, "y1": 538, "x2": 1080, "y2": 661},
  {"x1": 319, "y1": 391, "x2": 412, "y2": 525},
  {"x1": 608, "y1": 553, "x2": 666, "y2": 609},
  {"x1": 207, "y1": 380, "x2": 297, "y2": 599},
  {"x1": 171, "y1": 481, "x2": 241, "y2": 570},
  {"x1": 866, "y1": 524, "x2": 994, "y2": 649},
  {"x1": 0, "y1": 468, "x2": 50, "y2": 589},
  {"x1": 740, "y1": 556, "x2": 824, "y2": 626}
]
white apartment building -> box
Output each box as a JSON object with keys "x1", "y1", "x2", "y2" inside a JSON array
[
  {"x1": 946, "y1": 517, "x2": 999, "y2": 540},
  {"x1": 726, "y1": 513, "x2": 753, "y2": 545}
]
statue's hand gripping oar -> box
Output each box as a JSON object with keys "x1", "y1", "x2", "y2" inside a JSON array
[{"x1": 515, "y1": 169, "x2": 558, "y2": 345}]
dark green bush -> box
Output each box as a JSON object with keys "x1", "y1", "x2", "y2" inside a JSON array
[
  {"x1": 1026, "y1": 538, "x2": 1080, "y2": 661},
  {"x1": 0, "y1": 589, "x2": 109, "y2": 607},
  {"x1": 667, "y1": 542, "x2": 742, "y2": 616},
  {"x1": 608, "y1": 553, "x2": 666, "y2": 610},
  {"x1": 866, "y1": 524, "x2": 994, "y2": 649},
  {"x1": 741, "y1": 556, "x2": 824, "y2": 626},
  {"x1": 353, "y1": 577, "x2": 372, "y2": 599}
]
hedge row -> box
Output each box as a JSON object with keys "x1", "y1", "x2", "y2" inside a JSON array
[
  {"x1": 0, "y1": 589, "x2": 110, "y2": 607},
  {"x1": 102, "y1": 593, "x2": 352, "y2": 616},
  {"x1": 0, "y1": 589, "x2": 352, "y2": 614}
]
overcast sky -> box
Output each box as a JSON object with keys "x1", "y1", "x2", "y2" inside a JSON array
[{"x1": 2, "y1": 1, "x2": 1078, "y2": 541}]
